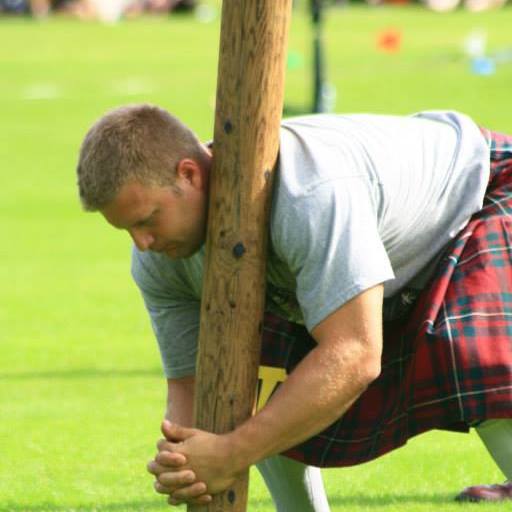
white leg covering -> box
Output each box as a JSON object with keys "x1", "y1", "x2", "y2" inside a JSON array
[
  {"x1": 475, "y1": 419, "x2": 512, "y2": 480},
  {"x1": 256, "y1": 455, "x2": 330, "y2": 512}
]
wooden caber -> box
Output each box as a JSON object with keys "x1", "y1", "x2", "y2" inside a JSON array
[{"x1": 191, "y1": 1, "x2": 292, "y2": 511}]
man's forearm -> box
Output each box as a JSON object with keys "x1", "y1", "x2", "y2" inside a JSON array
[
  {"x1": 166, "y1": 376, "x2": 195, "y2": 427},
  {"x1": 226, "y1": 334, "x2": 380, "y2": 471},
  {"x1": 224, "y1": 286, "x2": 384, "y2": 473}
]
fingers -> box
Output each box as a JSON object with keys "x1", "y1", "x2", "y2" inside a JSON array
[
  {"x1": 155, "y1": 450, "x2": 186, "y2": 467},
  {"x1": 151, "y1": 422, "x2": 207, "y2": 507},
  {"x1": 154, "y1": 479, "x2": 207, "y2": 497},
  {"x1": 161, "y1": 420, "x2": 195, "y2": 442},
  {"x1": 170, "y1": 481, "x2": 208, "y2": 500},
  {"x1": 155, "y1": 439, "x2": 187, "y2": 465},
  {"x1": 158, "y1": 469, "x2": 196, "y2": 488},
  {"x1": 156, "y1": 438, "x2": 174, "y2": 451},
  {"x1": 168, "y1": 493, "x2": 212, "y2": 507},
  {"x1": 147, "y1": 459, "x2": 184, "y2": 476},
  {"x1": 149, "y1": 459, "x2": 210, "y2": 506}
]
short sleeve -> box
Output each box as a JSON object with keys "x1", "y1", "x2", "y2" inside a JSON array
[
  {"x1": 272, "y1": 177, "x2": 395, "y2": 331},
  {"x1": 131, "y1": 248, "x2": 200, "y2": 378}
]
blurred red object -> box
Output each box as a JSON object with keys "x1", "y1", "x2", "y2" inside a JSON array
[{"x1": 376, "y1": 29, "x2": 403, "y2": 53}]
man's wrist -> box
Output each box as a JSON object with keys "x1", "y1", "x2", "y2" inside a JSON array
[{"x1": 223, "y1": 424, "x2": 267, "y2": 473}]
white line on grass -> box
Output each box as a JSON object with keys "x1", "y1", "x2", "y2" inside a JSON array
[
  {"x1": 22, "y1": 83, "x2": 63, "y2": 100},
  {"x1": 111, "y1": 77, "x2": 155, "y2": 97}
]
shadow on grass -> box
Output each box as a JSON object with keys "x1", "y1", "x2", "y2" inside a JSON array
[
  {"x1": 250, "y1": 493, "x2": 465, "y2": 508},
  {"x1": 0, "y1": 368, "x2": 162, "y2": 381},
  {"x1": 0, "y1": 499, "x2": 168, "y2": 512},
  {"x1": 2, "y1": 493, "x2": 495, "y2": 511},
  {"x1": 327, "y1": 492, "x2": 460, "y2": 507}
]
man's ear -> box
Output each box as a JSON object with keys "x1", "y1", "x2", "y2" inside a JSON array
[{"x1": 176, "y1": 158, "x2": 203, "y2": 189}]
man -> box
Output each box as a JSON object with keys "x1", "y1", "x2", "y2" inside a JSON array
[{"x1": 77, "y1": 104, "x2": 512, "y2": 508}]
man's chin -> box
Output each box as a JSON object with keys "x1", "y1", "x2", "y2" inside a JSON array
[{"x1": 160, "y1": 245, "x2": 199, "y2": 260}]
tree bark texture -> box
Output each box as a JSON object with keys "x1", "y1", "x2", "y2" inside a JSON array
[{"x1": 190, "y1": 1, "x2": 292, "y2": 511}]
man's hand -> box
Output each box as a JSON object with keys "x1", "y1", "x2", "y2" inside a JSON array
[
  {"x1": 156, "y1": 420, "x2": 245, "y2": 500},
  {"x1": 147, "y1": 422, "x2": 213, "y2": 507}
]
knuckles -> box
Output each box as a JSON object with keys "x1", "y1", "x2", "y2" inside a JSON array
[
  {"x1": 146, "y1": 461, "x2": 155, "y2": 474},
  {"x1": 156, "y1": 438, "x2": 169, "y2": 451},
  {"x1": 154, "y1": 481, "x2": 169, "y2": 494},
  {"x1": 155, "y1": 451, "x2": 171, "y2": 464}
]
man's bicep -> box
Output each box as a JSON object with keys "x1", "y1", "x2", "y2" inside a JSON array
[{"x1": 311, "y1": 284, "x2": 384, "y2": 377}]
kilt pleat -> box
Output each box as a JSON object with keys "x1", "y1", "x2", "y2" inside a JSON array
[{"x1": 260, "y1": 129, "x2": 512, "y2": 467}]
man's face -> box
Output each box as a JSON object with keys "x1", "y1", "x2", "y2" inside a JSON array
[{"x1": 100, "y1": 160, "x2": 209, "y2": 260}]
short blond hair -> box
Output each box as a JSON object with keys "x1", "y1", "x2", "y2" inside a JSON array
[{"x1": 77, "y1": 104, "x2": 206, "y2": 210}]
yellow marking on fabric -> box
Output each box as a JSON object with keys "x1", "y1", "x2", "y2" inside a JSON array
[{"x1": 256, "y1": 366, "x2": 287, "y2": 412}]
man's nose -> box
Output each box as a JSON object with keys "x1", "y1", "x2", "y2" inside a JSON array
[{"x1": 130, "y1": 229, "x2": 154, "y2": 251}]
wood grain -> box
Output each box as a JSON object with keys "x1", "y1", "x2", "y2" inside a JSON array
[{"x1": 190, "y1": 1, "x2": 292, "y2": 510}]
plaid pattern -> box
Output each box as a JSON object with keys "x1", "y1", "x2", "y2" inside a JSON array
[{"x1": 260, "y1": 129, "x2": 512, "y2": 467}]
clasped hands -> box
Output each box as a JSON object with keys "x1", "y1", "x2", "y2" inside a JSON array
[{"x1": 147, "y1": 420, "x2": 243, "y2": 507}]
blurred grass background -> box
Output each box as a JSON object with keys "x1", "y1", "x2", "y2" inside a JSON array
[{"x1": 1, "y1": 3, "x2": 511, "y2": 510}]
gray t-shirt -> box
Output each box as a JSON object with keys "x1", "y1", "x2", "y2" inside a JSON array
[{"x1": 131, "y1": 111, "x2": 490, "y2": 378}]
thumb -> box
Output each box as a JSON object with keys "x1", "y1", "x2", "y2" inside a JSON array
[{"x1": 161, "y1": 420, "x2": 196, "y2": 442}]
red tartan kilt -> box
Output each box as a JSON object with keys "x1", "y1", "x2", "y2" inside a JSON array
[{"x1": 260, "y1": 130, "x2": 512, "y2": 467}]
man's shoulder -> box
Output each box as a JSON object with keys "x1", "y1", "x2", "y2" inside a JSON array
[{"x1": 274, "y1": 114, "x2": 372, "y2": 203}]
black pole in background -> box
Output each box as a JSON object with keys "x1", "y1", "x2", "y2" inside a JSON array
[{"x1": 311, "y1": 0, "x2": 326, "y2": 113}]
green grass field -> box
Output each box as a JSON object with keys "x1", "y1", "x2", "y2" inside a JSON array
[{"x1": 1, "y1": 3, "x2": 512, "y2": 511}]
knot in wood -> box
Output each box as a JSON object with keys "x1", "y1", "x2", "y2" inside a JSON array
[
  {"x1": 232, "y1": 242, "x2": 246, "y2": 259},
  {"x1": 223, "y1": 120, "x2": 233, "y2": 134},
  {"x1": 227, "y1": 490, "x2": 236, "y2": 504}
]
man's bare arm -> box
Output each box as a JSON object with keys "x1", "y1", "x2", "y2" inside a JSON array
[
  {"x1": 228, "y1": 283, "x2": 384, "y2": 466},
  {"x1": 161, "y1": 284, "x2": 384, "y2": 497},
  {"x1": 165, "y1": 376, "x2": 195, "y2": 425}
]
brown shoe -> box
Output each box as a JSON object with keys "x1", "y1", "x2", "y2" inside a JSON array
[{"x1": 456, "y1": 482, "x2": 512, "y2": 502}]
